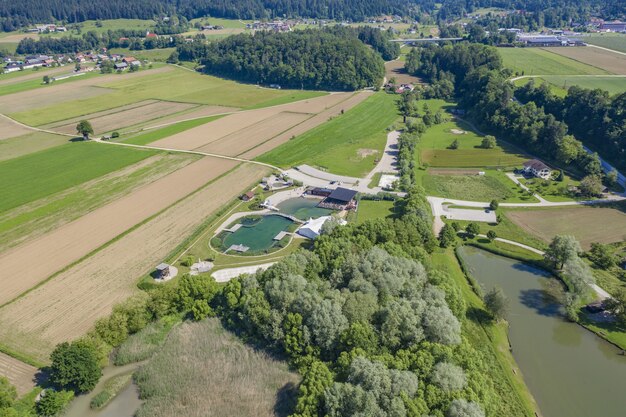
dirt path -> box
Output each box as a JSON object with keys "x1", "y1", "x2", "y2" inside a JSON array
[
  {"x1": 0, "y1": 164, "x2": 268, "y2": 363},
  {"x1": 0, "y1": 156, "x2": 237, "y2": 306}
]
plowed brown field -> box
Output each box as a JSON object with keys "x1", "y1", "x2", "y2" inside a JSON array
[
  {"x1": 0, "y1": 352, "x2": 37, "y2": 395},
  {"x1": 0, "y1": 163, "x2": 268, "y2": 363}
]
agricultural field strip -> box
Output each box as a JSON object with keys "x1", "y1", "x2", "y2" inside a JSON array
[
  {"x1": 541, "y1": 47, "x2": 626, "y2": 76},
  {"x1": 0, "y1": 351, "x2": 37, "y2": 396},
  {"x1": 0, "y1": 132, "x2": 70, "y2": 162},
  {"x1": 51, "y1": 101, "x2": 199, "y2": 135},
  {"x1": 151, "y1": 92, "x2": 354, "y2": 150},
  {"x1": 0, "y1": 164, "x2": 268, "y2": 363},
  {"x1": 0, "y1": 65, "x2": 68, "y2": 87},
  {"x1": 0, "y1": 156, "x2": 236, "y2": 307},
  {"x1": 0, "y1": 153, "x2": 197, "y2": 253},
  {"x1": 0, "y1": 113, "x2": 31, "y2": 140}
]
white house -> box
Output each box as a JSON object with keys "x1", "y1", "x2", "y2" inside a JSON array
[
  {"x1": 297, "y1": 216, "x2": 346, "y2": 240},
  {"x1": 523, "y1": 159, "x2": 552, "y2": 179}
]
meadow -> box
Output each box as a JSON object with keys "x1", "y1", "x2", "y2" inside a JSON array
[
  {"x1": 422, "y1": 173, "x2": 516, "y2": 201},
  {"x1": 10, "y1": 66, "x2": 325, "y2": 126},
  {"x1": 542, "y1": 46, "x2": 626, "y2": 75},
  {"x1": 498, "y1": 47, "x2": 608, "y2": 75},
  {"x1": 0, "y1": 142, "x2": 155, "y2": 213},
  {"x1": 356, "y1": 199, "x2": 398, "y2": 223},
  {"x1": 257, "y1": 92, "x2": 400, "y2": 177},
  {"x1": 134, "y1": 319, "x2": 299, "y2": 417},
  {"x1": 585, "y1": 34, "x2": 626, "y2": 53},
  {"x1": 518, "y1": 75, "x2": 626, "y2": 96}
]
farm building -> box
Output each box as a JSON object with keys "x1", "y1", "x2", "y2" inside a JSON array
[
  {"x1": 319, "y1": 187, "x2": 358, "y2": 210},
  {"x1": 523, "y1": 159, "x2": 552, "y2": 179},
  {"x1": 517, "y1": 35, "x2": 565, "y2": 47},
  {"x1": 598, "y1": 22, "x2": 626, "y2": 33}
]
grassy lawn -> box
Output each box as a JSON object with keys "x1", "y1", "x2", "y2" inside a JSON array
[
  {"x1": 0, "y1": 142, "x2": 156, "y2": 212},
  {"x1": 498, "y1": 47, "x2": 609, "y2": 76},
  {"x1": 0, "y1": 132, "x2": 69, "y2": 162},
  {"x1": 108, "y1": 47, "x2": 176, "y2": 62},
  {"x1": 257, "y1": 92, "x2": 400, "y2": 177},
  {"x1": 422, "y1": 172, "x2": 516, "y2": 201},
  {"x1": 0, "y1": 70, "x2": 100, "y2": 97},
  {"x1": 585, "y1": 34, "x2": 626, "y2": 53},
  {"x1": 122, "y1": 115, "x2": 223, "y2": 145},
  {"x1": 11, "y1": 66, "x2": 325, "y2": 126},
  {"x1": 356, "y1": 200, "x2": 398, "y2": 224},
  {"x1": 430, "y1": 248, "x2": 538, "y2": 417},
  {"x1": 519, "y1": 173, "x2": 581, "y2": 202}
]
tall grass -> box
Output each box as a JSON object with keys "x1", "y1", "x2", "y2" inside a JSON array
[
  {"x1": 134, "y1": 319, "x2": 299, "y2": 417},
  {"x1": 114, "y1": 315, "x2": 180, "y2": 366}
]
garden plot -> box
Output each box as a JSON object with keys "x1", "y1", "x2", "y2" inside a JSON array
[
  {"x1": 0, "y1": 156, "x2": 236, "y2": 306},
  {"x1": 196, "y1": 111, "x2": 310, "y2": 156},
  {"x1": 51, "y1": 101, "x2": 198, "y2": 135},
  {"x1": 0, "y1": 163, "x2": 268, "y2": 363}
]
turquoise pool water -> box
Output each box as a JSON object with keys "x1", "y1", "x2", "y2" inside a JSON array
[
  {"x1": 222, "y1": 215, "x2": 293, "y2": 253},
  {"x1": 276, "y1": 198, "x2": 332, "y2": 220}
]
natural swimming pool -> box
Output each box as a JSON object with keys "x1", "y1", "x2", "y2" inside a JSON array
[
  {"x1": 219, "y1": 215, "x2": 293, "y2": 254},
  {"x1": 276, "y1": 198, "x2": 332, "y2": 220}
]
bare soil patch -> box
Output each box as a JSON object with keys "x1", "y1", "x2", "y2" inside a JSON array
[
  {"x1": 0, "y1": 352, "x2": 37, "y2": 396},
  {"x1": 0, "y1": 155, "x2": 236, "y2": 306},
  {"x1": 52, "y1": 101, "x2": 197, "y2": 135},
  {"x1": 196, "y1": 111, "x2": 310, "y2": 156},
  {"x1": 0, "y1": 115, "x2": 31, "y2": 140},
  {"x1": 542, "y1": 47, "x2": 626, "y2": 75},
  {"x1": 357, "y1": 148, "x2": 379, "y2": 158},
  {"x1": 428, "y1": 168, "x2": 481, "y2": 175},
  {"x1": 151, "y1": 93, "x2": 352, "y2": 151},
  {"x1": 385, "y1": 60, "x2": 422, "y2": 84},
  {"x1": 450, "y1": 128, "x2": 466, "y2": 135},
  {"x1": 506, "y1": 206, "x2": 626, "y2": 249},
  {"x1": 0, "y1": 163, "x2": 268, "y2": 363},
  {"x1": 240, "y1": 91, "x2": 371, "y2": 159}
]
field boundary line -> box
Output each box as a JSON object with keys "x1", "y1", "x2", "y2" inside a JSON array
[
  {"x1": 587, "y1": 44, "x2": 626, "y2": 57},
  {"x1": 0, "y1": 113, "x2": 75, "y2": 138},
  {"x1": 0, "y1": 159, "x2": 246, "y2": 310}
]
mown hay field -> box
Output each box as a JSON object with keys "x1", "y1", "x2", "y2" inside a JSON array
[
  {"x1": 528, "y1": 75, "x2": 626, "y2": 96},
  {"x1": 9, "y1": 66, "x2": 325, "y2": 126},
  {"x1": 585, "y1": 34, "x2": 626, "y2": 53},
  {"x1": 257, "y1": 92, "x2": 398, "y2": 177},
  {"x1": 542, "y1": 46, "x2": 626, "y2": 75},
  {"x1": 0, "y1": 163, "x2": 268, "y2": 363},
  {"x1": 135, "y1": 319, "x2": 299, "y2": 417},
  {"x1": 506, "y1": 205, "x2": 626, "y2": 249},
  {"x1": 498, "y1": 47, "x2": 609, "y2": 75}
]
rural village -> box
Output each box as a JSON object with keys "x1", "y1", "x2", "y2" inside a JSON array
[{"x1": 0, "y1": 2, "x2": 625, "y2": 417}]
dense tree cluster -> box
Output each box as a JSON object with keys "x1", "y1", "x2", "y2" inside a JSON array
[
  {"x1": 197, "y1": 29, "x2": 385, "y2": 91},
  {"x1": 516, "y1": 81, "x2": 626, "y2": 171},
  {"x1": 0, "y1": 0, "x2": 434, "y2": 32},
  {"x1": 406, "y1": 43, "x2": 608, "y2": 177}
]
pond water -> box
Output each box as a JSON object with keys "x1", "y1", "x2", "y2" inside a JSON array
[
  {"x1": 64, "y1": 362, "x2": 142, "y2": 417},
  {"x1": 458, "y1": 246, "x2": 626, "y2": 417},
  {"x1": 276, "y1": 198, "x2": 332, "y2": 220},
  {"x1": 222, "y1": 215, "x2": 293, "y2": 252}
]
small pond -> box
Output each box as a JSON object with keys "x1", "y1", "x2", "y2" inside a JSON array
[
  {"x1": 276, "y1": 198, "x2": 332, "y2": 220},
  {"x1": 458, "y1": 246, "x2": 626, "y2": 417},
  {"x1": 221, "y1": 215, "x2": 293, "y2": 254}
]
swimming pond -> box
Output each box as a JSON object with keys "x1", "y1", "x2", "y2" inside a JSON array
[
  {"x1": 219, "y1": 215, "x2": 293, "y2": 254},
  {"x1": 276, "y1": 198, "x2": 332, "y2": 220}
]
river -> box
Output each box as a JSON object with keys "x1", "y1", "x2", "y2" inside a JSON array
[{"x1": 458, "y1": 246, "x2": 626, "y2": 417}]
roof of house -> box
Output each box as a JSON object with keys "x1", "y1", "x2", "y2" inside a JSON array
[
  {"x1": 123, "y1": 56, "x2": 137, "y2": 62},
  {"x1": 523, "y1": 159, "x2": 550, "y2": 171},
  {"x1": 327, "y1": 187, "x2": 358, "y2": 203},
  {"x1": 156, "y1": 263, "x2": 170, "y2": 271},
  {"x1": 244, "y1": 191, "x2": 255, "y2": 199}
]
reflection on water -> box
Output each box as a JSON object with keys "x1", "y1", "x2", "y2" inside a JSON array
[{"x1": 459, "y1": 246, "x2": 626, "y2": 417}]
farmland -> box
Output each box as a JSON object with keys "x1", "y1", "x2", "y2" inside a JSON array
[
  {"x1": 542, "y1": 47, "x2": 626, "y2": 75},
  {"x1": 0, "y1": 132, "x2": 69, "y2": 161},
  {"x1": 585, "y1": 34, "x2": 626, "y2": 53},
  {"x1": 498, "y1": 47, "x2": 609, "y2": 76},
  {"x1": 0, "y1": 163, "x2": 268, "y2": 362},
  {"x1": 422, "y1": 173, "x2": 516, "y2": 201},
  {"x1": 506, "y1": 204, "x2": 626, "y2": 249},
  {"x1": 257, "y1": 92, "x2": 399, "y2": 176},
  {"x1": 134, "y1": 319, "x2": 299, "y2": 417},
  {"x1": 525, "y1": 75, "x2": 626, "y2": 95}
]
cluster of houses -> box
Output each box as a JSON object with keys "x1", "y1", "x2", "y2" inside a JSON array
[
  {"x1": 366, "y1": 15, "x2": 403, "y2": 24},
  {"x1": 246, "y1": 20, "x2": 295, "y2": 32},
  {"x1": 2, "y1": 51, "x2": 143, "y2": 74},
  {"x1": 3, "y1": 54, "x2": 62, "y2": 72},
  {"x1": 27, "y1": 24, "x2": 67, "y2": 33},
  {"x1": 384, "y1": 82, "x2": 416, "y2": 94}
]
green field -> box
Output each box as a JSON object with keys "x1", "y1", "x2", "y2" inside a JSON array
[
  {"x1": 122, "y1": 115, "x2": 223, "y2": 145},
  {"x1": 585, "y1": 34, "x2": 626, "y2": 53},
  {"x1": 356, "y1": 200, "x2": 398, "y2": 223},
  {"x1": 108, "y1": 47, "x2": 176, "y2": 62},
  {"x1": 538, "y1": 75, "x2": 626, "y2": 95},
  {"x1": 0, "y1": 132, "x2": 69, "y2": 162},
  {"x1": 11, "y1": 66, "x2": 325, "y2": 126},
  {"x1": 257, "y1": 92, "x2": 400, "y2": 177},
  {"x1": 0, "y1": 142, "x2": 155, "y2": 212},
  {"x1": 498, "y1": 47, "x2": 609, "y2": 75},
  {"x1": 0, "y1": 70, "x2": 100, "y2": 97},
  {"x1": 422, "y1": 173, "x2": 517, "y2": 201}
]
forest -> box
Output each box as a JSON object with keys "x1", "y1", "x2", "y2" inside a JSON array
[
  {"x1": 405, "y1": 43, "x2": 609, "y2": 178},
  {"x1": 195, "y1": 29, "x2": 387, "y2": 91}
]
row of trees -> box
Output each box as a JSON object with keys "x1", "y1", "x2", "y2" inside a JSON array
[
  {"x1": 516, "y1": 81, "x2": 626, "y2": 171},
  {"x1": 406, "y1": 43, "x2": 607, "y2": 179},
  {"x1": 196, "y1": 29, "x2": 386, "y2": 91}
]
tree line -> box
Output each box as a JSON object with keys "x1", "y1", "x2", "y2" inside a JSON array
[
  {"x1": 194, "y1": 29, "x2": 386, "y2": 91},
  {"x1": 405, "y1": 43, "x2": 609, "y2": 181}
]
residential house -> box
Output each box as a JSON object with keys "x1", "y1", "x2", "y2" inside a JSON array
[
  {"x1": 122, "y1": 57, "x2": 141, "y2": 67},
  {"x1": 241, "y1": 191, "x2": 256, "y2": 202},
  {"x1": 114, "y1": 62, "x2": 128, "y2": 71},
  {"x1": 4, "y1": 62, "x2": 22, "y2": 72},
  {"x1": 523, "y1": 159, "x2": 552, "y2": 179}
]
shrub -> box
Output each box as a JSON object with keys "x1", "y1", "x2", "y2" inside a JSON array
[
  {"x1": 181, "y1": 255, "x2": 195, "y2": 267},
  {"x1": 449, "y1": 139, "x2": 459, "y2": 150},
  {"x1": 49, "y1": 341, "x2": 101, "y2": 393},
  {"x1": 111, "y1": 131, "x2": 120, "y2": 138},
  {"x1": 486, "y1": 230, "x2": 497, "y2": 241},
  {"x1": 36, "y1": 390, "x2": 74, "y2": 417},
  {"x1": 489, "y1": 199, "x2": 499, "y2": 210}
]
